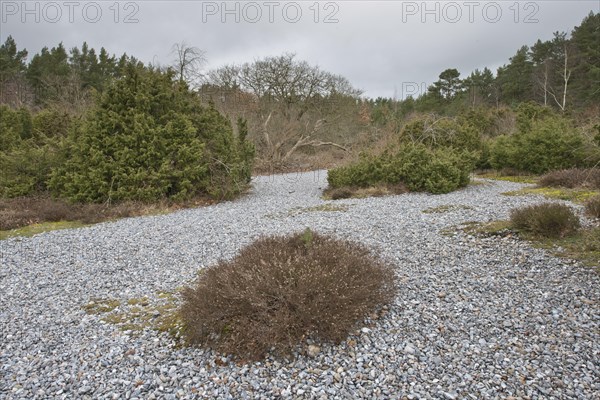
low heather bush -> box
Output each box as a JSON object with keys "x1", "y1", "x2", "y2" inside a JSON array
[
  {"x1": 583, "y1": 226, "x2": 600, "y2": 252},
  {"x1": 0, "y1": 197, "x2": 71, "y2": 230},
  {"x1": 327, "y1": 186, "x2": 355, "y2": 200},
  {"x1": 180, "y1": 230, "x2": 396, "y2": 360},
  {"x1": 0, "y1": 197, "x2": 157, "y2": 231},
  {"x1": 510, "y1": 203, "x2": 581, "y2": 238},
  {"x1": 539, "y1": 168, "x2": 600, "y2": 189},
  {"x1": 585, "y1": 195, "x2": 600, "y2": 218},
  {"x1": 325, "y1": 183, "x2": 408, "y2": 200}
]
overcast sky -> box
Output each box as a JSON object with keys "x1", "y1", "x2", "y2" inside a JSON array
[{"x1": 2, "y1": 0, "x2": 598, "y2": 98}]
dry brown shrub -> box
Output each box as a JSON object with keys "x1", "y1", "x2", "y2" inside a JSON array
[
  {"x1": 0, "y1": 195, "x2": 217, "y2": 231},
  {"x1": 585, "y1": 195, "x2": 600, "y2": 218},
  {"x1": 384, "y1": 183, "x2": 409, "y2": 195},
  {"x1": 180, "y1": 230, "x2": 396, "y2": 360},
  {"x1": 0, "y1": 197, "x2": 71, "y2": 230},
  {"x1": 324, "y1": 183, "x2": 408, "y2": 200},
  {"x1": 539, "y1": 168, "x2": 600, "y2": 189},
  {"x1": 326, "y1": 186, "x2": 355, "y2": 200},
  {"x1": 498, "y1": 167, "x2": 529, "y2": 177}
]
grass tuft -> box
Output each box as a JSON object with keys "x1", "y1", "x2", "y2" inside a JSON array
[{"x1": 510, "y1": 203, "x2": 580, "y2": 239}]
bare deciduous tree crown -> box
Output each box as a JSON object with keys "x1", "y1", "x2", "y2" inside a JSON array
[{"x1": 171, "y1": 41, "x2": 207, "y2": 88}]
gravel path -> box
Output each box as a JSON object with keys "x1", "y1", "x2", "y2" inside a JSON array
[{"x1": 1, "y1": 171, "x2": 598, "y2": 399}]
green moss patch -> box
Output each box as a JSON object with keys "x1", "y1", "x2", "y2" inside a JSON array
[
  {"x1": 468, "y1": 180, "x2": 490, "y2": 187},
  {"x1": 0, "y1": 221, "x2": 89, "y2": 240},
  {"x1": 422, "y1": 204, "x2": 473, "y2": 214},
  {"x1": 269, "y1": 203, "x2": 351, "y2": 218},
  {"x1": 297, "y1": 204, "x2": 350, "y2": 213},
  {"x1": 441, "y1": 220, "x2": 512, "y2": 237},
  {"x1": 448, "y1": 220, "x2": 599, "y2": 271},
  {"x1": 82, "y1": 298, "x2": 121, "y2": 314},
  {"x1": 476, "y1": 172, "x2": 538, "y2": 184},
  {"x1": 82, "y1": 291, "x2": 183, "y2": 341},
  {"x1": 501, "y1": 187, "x2": 599, "y2": 204},
  {"x1": 531, "y1": 227, "x2": 600, "y2": 269}
]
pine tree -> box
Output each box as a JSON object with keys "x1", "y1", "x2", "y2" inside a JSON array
[
  {"x1": 0, "y1": 36, "x2": 28, "y2": 80},
  {"x1": 570, "y1": 12, "x2": 600, "y2": 106},
  {"x1": 49, "y1": 63, "x2": 253, "y2": 203},
  {"x1": 497, "y1": 46, "x2": 534, "y2": 104},
  {"x1": 464, "y1": 68, "x2": 496, "y2": 107},
  {"x1": 26, "y1": 43, "x2": 71, "y2": 104},
  {"x1": 0, "y1": 36, "x2": 29, "y2": 106}
]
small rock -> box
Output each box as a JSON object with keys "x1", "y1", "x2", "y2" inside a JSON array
[
  {"x1": 78, "y1": 386, "x2": 91, "y2": 395},
  {"x1": 307, "y1": 345, "x2": 320, "y2": 358},
  {"x1": 404, "y1": 344, "x2": 416, "y2": 355}
]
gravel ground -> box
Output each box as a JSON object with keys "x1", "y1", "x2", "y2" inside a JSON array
[{"x1": 1, "y1": 171, "x2": 598, "y2": 399}]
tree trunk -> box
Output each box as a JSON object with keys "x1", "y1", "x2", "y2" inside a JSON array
[{"x1": 561, "y1": 44, "x2": 571, "y2": 112}]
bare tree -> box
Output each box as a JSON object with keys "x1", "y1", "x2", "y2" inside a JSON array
[
  {"x1": 547, "y1": 39, "x2": 572, "y2": 112},
  {"x1": 208, "y1": 53, "x2": 361, "y2": 168},
  {"x1": 537, "y1": 61, "x2": 550, "y2": 106},
  {"x1": 207, "y1": 65, "x2": 240, "y2": 90},
  {"x1": 171, "y1": 42, "x2": 207, "y2": 88},
  {"x1": 532, "y1": 33, "x2": 572, "y2": 112}
]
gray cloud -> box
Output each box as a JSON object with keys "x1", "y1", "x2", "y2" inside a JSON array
[{"x1": 2, "y1": 0, "x2": 597, "y2": 98}]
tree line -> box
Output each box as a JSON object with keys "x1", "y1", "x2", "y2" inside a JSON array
[
  {"x1": 0, "y1": 42, "x2": 254, "y2": 201},
  {"x1": 373, "y1": 12, "x2": 598, "y2": 118},
  {"x1": 0, "y1": 11, "x2": 598, "y2": 203}
]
